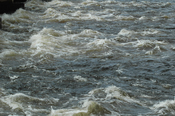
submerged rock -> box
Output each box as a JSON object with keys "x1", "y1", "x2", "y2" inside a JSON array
[{"x1": 73, "y1": 101, "x2": 111, "y2": 116}]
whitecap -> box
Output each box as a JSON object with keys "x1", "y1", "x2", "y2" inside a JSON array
[{"x1": 152, "y1": 99, "x2": 175, "y2": 115}]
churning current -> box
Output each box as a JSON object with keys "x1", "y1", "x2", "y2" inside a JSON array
[{"x1": 0, "y1": 0, "x2": 175, "y2": 115}]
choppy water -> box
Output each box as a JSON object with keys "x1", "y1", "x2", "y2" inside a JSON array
[{"x1": 1, "y1": 0, "x2": 175, "y2": 115}]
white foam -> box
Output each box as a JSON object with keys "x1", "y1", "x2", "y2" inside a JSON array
[
  {"x1": 25, "y1": 0, "x2": 46, "y2": 11},
  {"x1": 89, "y1": 85, "x2": 140, "y2": 104},
  {"x1": 41, "y1": 8, "x2": 59, "y2": 19},
  {"x1": 49, "y1": 100, "x2": 112, "y2": 116},
  {"x1": 152, "y1": 99, "x2": 175, "y2": 115},
  {"x1": 141, "y1": 29, "x2": 160, "y2": 36},
  {"x1": 1, "y1": 93, "x2": 26, "y2": 110},
  {"x1": 133, "y1": 40, "x2": 165, "y2": 48},
  {"x1": 9, "y1": 75, "x2": 19, "y2": 80},
  {"x1": 48, "y1": 0, "x2": 73, "y2": 7},
  {"x1": 139, "y1": 16, "x2": 149, "y2": 20},
  {"x1": 29, "y1": 28, "x2": 66, "y2": 57},
  {"x1": 74, "y1": 75, "x2": 87, "y2": 82},
  {"x1": 29, "y1": 28, "x2": 118, "y2": 58},
  {"x1": 0, "y1": 49, "x2": 20, "y2": 59},
  {"x1": 2, "y1": 9, "x2": 33, "y2": 23},
  {"x1": 81, "y1": 0, "x2": 98, "y2": 6},
  {"x1": 118, "y1": 29, "x2": 136, "y2": 37},
  {"x1": 115, "y1": 14, "x2": 135, "y2": 20},
  {"x1": 49, "y1": 108, "x2": 87, "y2": 116},
  {"x1": 1, "y1": 93, "x2": 58, "y2": 115},
  {"x1": 145, "y1": 45, "x2": 162, "y2": 55},
  {"x1": 105, "y1": 86, "x2": 137, "y2": 102},
  {"x1": 86, "y1": 39, "x2": 113, "y2": 49}
]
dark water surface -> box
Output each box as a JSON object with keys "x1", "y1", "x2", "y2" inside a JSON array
[{"x1": 1, "y1": 0, "x2": 175, "y2": 115}]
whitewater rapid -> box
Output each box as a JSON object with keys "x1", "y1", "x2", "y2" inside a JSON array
[{"x1": 0, "y1": 0, "x2": 175, "y2": 115}]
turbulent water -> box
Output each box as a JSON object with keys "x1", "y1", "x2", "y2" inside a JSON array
[{"x1": 1, "y1": 0, "x2": 175, "y2": 115}]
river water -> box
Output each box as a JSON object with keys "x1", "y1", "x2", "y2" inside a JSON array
[{"x1": 0, "y1": 0, "x2": 175, "y2": 115}]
